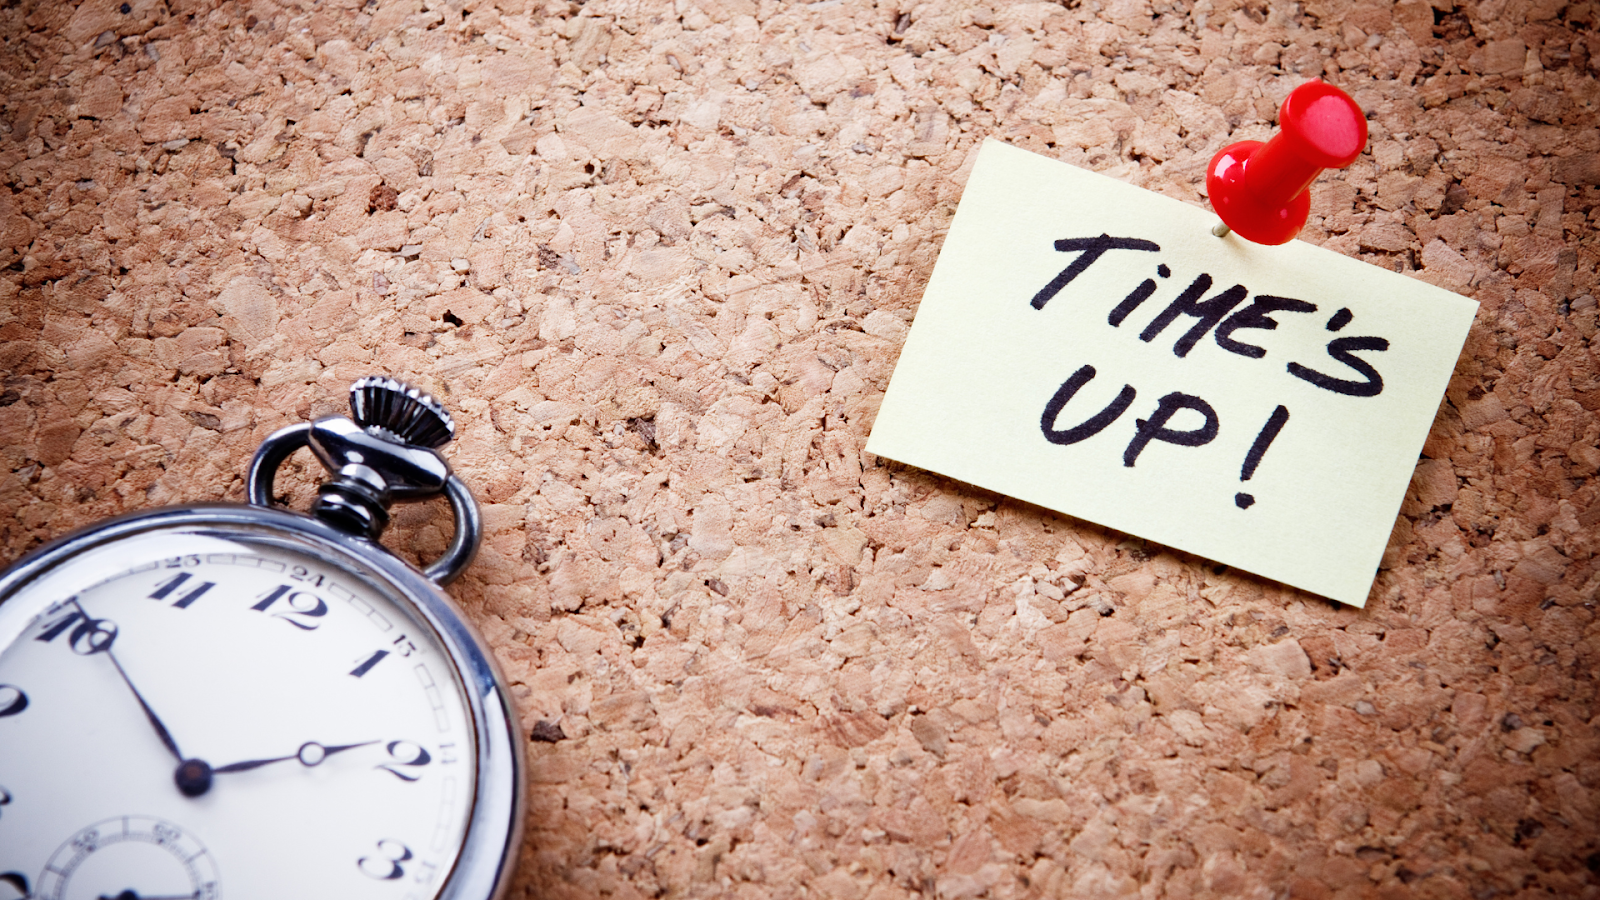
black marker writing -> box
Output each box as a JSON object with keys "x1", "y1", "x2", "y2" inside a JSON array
[
  {"x1": 1108, "y1": 264, "x2": 1171, "y2": 327},
  {"x1": 1215, "y1": 295, "x2": 1318, "y2": 359},
  {"x1": 1030, "y1": 237, "x2": 1389, "y2": 392},
  {"x1": 1138, "y1": 274, "x2": 1249, "y2": 358},
  {"x1": 1041, "y1": 366, "x2": 1137, "y2": 445},
  {"x1": 1026, "y1": 236, "x2": 1394, "y2": 510},
  {"x1": 1288, "y1": 336, "x2": 1388, "y2": 397},
  {"x1": 1235, "y1": 405, "x2": 1290, "y2": 509},
  {"x1": 1124, "y1": 393, "x2": 1218, "y2": 467},
  {"x1": 1030, "y1": 234, "x2": 1160, "y2": 310}
]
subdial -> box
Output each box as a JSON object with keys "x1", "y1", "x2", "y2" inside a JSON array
[{"x1": 35, "y1": 817, "x2": 218, "y2": 900}]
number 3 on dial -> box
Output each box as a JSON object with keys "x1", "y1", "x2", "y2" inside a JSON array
[{"x1": 359, "y1": 839, "x2": 414, "y2": 880}]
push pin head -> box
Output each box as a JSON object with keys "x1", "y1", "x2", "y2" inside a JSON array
[{"x1": 1206, "y1": 80, "x2": 1367, "y2": 246}]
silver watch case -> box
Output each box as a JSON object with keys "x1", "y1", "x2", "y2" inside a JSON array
[{"x1": 0, "y1": 503, "x2": 525, "y2": 900}]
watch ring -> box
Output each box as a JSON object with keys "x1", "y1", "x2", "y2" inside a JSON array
[{"x1": 245, "y1": 424, "x2": 482, "y2": 586}]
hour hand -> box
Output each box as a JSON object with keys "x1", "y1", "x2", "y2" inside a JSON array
[{"x1": 214, "y1": 740, "x2": 378, "y2": 774}]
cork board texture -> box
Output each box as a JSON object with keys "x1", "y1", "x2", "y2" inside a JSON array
[{"x1": 2, "y1": 0, "x2": 1598, "y2": 897}]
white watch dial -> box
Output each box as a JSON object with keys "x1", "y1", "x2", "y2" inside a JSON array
[{"x1": 0, "y1": 538, "x2": 478, "y2": 900}]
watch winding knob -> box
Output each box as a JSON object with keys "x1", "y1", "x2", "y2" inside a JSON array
[{"x1": 349, "y1": 376, "x2": 455, "y2": 449}]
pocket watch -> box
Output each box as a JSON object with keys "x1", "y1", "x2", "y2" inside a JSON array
[{"x1": 0, "y1": 377, "x2": 523, "y2": 900}]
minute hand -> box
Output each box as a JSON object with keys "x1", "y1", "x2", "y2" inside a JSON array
[
  {"x1": 105, "y1": 650, "x2": 186, "y2": 762},
  {"x1": 214, "y1": 740, "x2": 378, "y2": 774},
  {"x1": 65, "y1": 597, "x2": 187, "y2": 762}
]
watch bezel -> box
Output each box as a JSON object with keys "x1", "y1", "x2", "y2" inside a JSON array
[{"x1": 0, "y1": 503, "x2": 525, "y2": 900}]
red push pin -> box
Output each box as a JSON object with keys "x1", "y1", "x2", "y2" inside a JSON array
[{"x1": 1206, "y1": 80, "x2": 1368, "y2": 245}]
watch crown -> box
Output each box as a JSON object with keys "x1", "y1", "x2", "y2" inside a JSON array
[{"x1": 349, "y1": 376, "x2": 455, "y2": 449}]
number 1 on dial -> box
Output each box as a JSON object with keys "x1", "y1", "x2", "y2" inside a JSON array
[
  {"x1": 350, "y1": 632, "x2": 418, "y2": 678},
  {"x1": 349, "y1": 650, "x2": 389, "y2": 678}
]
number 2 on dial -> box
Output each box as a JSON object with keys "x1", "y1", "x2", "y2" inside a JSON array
[{"x1": 376, "y1": 741, "x2": 431, "y2": 781}]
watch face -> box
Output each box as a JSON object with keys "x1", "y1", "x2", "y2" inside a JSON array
[{"x1": 0, "y1": 527, "x2": 480, "y2": 900}]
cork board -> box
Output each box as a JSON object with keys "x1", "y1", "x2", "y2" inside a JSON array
[{"x1": 1, "y1": 0, "x2": 1597, "y2": 897}]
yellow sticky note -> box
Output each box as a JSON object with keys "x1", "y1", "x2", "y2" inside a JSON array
[{"x1": 867, "y1": 140, "x2": 1478, "y2": 608}]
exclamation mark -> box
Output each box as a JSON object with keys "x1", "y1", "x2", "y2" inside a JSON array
[{"x1": 1236, "y1": 405, "x2": 1290, "y2": 509}]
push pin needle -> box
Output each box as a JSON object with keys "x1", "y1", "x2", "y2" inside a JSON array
[{"x1": 1206, "y1": 80, "x2": 1367, "y2": 245}]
